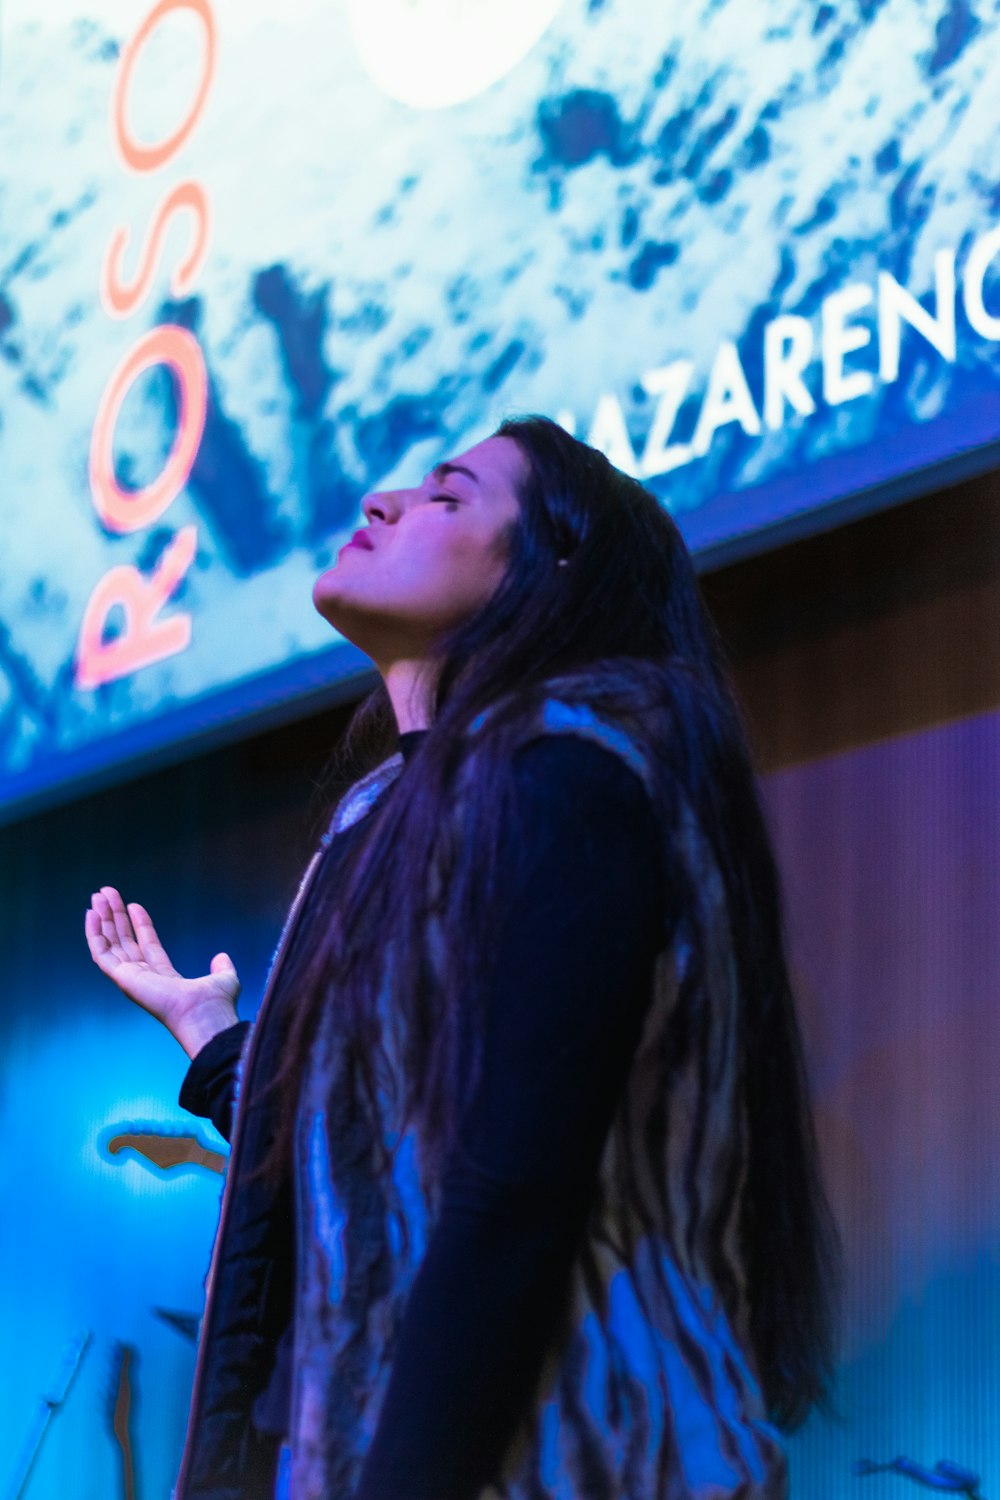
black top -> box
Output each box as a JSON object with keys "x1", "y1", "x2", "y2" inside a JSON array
[{"x1": 179, "y1": 727, "x2": 667, "y2": 1500}]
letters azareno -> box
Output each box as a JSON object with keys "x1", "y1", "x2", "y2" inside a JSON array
[{"x1": 561, "y1": 228, "x2": 1000, "y2": 482}]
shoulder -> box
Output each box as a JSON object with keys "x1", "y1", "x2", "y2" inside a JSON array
[
  {"x1": 510, "y1": 729, "x2": 653, "y2": 811},
  {"x1": 504, "y1": 731, "x2": 665, "y2": 897}
]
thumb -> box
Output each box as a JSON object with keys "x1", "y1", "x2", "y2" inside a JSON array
[{"x1": 210, "y1": 952, "x2": 236, "y2": 973}]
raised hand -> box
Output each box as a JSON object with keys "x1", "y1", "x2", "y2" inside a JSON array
[{"x1": 85, "y1": 887, "x2": 242, "y2": 1059}]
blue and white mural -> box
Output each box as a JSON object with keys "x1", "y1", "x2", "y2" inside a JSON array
[{"x1": 1, "y1": 0, "x2": 998, "y2": 816}]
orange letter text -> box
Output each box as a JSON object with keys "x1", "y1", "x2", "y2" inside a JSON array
[
  {"x1": 90, "y1": 324, "x2": 207, "y2": 534},
  {"x1": 75, "y1": 525, "x2": 198, "y2": 689},
  {"x1": 112, "y1": 0, "x2": 216, "y2": 174},
  {"x1": 100, "y1": 180, "x2": 211, "y2": 318}
]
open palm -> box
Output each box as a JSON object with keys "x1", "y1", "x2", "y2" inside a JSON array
[{"x1": 84, "y1": 886, "x2": 240, "y2": 1034}]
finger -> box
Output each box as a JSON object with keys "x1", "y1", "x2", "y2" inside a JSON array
[
  {"x1": 92, "y1": 890, "x2": 123, "y2": 955},
  {"x1": 210, "y1": 952, "x2": 241, "y2": 1002},
  {"x1": 84, "y1": 905, "x2": 123, "y2": 974},
  {"x1": 96, "y1": 895, "x2": 127, "y2": 957},
  {"x1": 127, "y1": 903, "x2": 173, "y2": 971},
  {"x1": 101, "y1": 886, "x2": 143, "y2": 963}
]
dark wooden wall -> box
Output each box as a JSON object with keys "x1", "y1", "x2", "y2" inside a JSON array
[{"x1": 701, "y1": 465, "x2": 1000, "y2": 771}]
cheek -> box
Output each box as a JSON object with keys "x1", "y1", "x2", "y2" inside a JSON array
[
  {"x1": 403, "y1": 529, "x2": 500, "y2": 597},
  {"x1": 401, "y1": 538, "x2": 506, "y2": 631},
  {"x1": 440, "y1": 532, "x2": 508, "y2": 606}
]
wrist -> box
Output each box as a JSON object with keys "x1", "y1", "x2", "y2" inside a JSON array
[{"x1": 173, "y1": 999, "x2": 241, "y2": 1061}]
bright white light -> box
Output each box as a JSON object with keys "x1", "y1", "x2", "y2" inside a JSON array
[{"x1": 346, "y1": 0, "x2": 567, "y2": 109}]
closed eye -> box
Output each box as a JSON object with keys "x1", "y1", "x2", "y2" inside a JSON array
[{"x1": 430, "y1": 493, "x2": 461, "y2": 508}]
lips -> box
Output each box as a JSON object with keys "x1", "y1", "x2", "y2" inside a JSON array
[{"x1": 345, "y1": 529, "x2": 374, "y2": 551}]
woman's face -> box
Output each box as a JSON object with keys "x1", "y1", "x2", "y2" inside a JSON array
[{"x1": 312, "y1": 434, "x2": 525, "y2": 663}]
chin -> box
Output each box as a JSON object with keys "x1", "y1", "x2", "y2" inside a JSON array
[
  {"x1": 311, "y1": 583, "x2": 342, "y2": 625},
  {"x1": 312, "y1": 565, "x2": 342, "y2": 602}
]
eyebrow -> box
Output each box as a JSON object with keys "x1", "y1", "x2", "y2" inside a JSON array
[{"x1": 430, "y1": 461, "x2": 481, "y2": 488}]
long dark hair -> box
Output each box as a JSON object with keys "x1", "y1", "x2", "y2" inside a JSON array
[{"x1": 249, "y1": 414, "x2": 839, "y2": 1430}]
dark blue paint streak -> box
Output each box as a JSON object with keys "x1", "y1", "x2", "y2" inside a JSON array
[
  {"x1": 652, "y1": 52, "x2": 677, "y2": 89},
  {"x1": 536, "y1": 90, "x2": 639, "y2": 172},
  {"x1": 797, "y1": 239, "x2": 865, "y2": 318},
  {"x1": 682, "y1": 105, "x2": 739, "y2": 180},
  {"x1": 0, "y1": 291, "x2": 16, "y2": 364},
  {"x1": 818, "y1": 28, "x2": 848, "y2": 71},
  {"x1": 1, "y1": 188, "x2": 97, "y2": 285},
  {"x1": 136, "y1": 526, "x2": 182, "y2": 575},
  {"x1": 888, "y1": 166, "x2": 935, "y2": 278},
  {"x1": 620, "y1": 206, "x2": 640, "y2": 249},
  {"x1": 21, "y1": 373, "x2": 50, "y2": 404},
  {"x1": 338, "y1": 301, "x2": 390, "y2": 337},
  {"x1": 400, "y1": 326, "x2": 432, "y2": 361},
  {"x1": 253, "y1": 264, "x2": 337, "y2": 422},
  {"x1": 671, "y1": 391, "x2": 707, "y2": 450},
  {"x1": 483, "y1": 340, "x2": 525, "y2": 393},
  {"x1": 446, "y1": 275, "x2": 478, "y2": 326},
  {"x1": 794, "y1": 189, "x2": 840, "y2": 235},
  {"x1": 305, "y1": 421, "x2": 367, "y2": 546},
  {"x1": 160, "y1": 297, "x2": 289, "y2": 576},
  {"x1": 0, "y1": 620, "x2": 57, "y2": 734},
  {"x1": 627, "y1": 240, "x2": 680, "y2": 291},
  {"x1": 771, "y1": 247, "x2": 797, "y2": 301},
  {"x1": 735, "y1": 298, "x2": 780, "y2": 416},
  {"x1": 928, "y1": 0, "x2": 980, "y2": 73},
  {"x1": 739, "y1": 122, "x2": 771, "y2": 169},
  {"x1": 652, "y1": 104, "x2": 698, "y2": 184},
  {"x1": 0, "y1": 706, "x2": 20, "y2": 768},
  {"x1": 875, "y1": 138, "x2": 901, "y2": 174},
  {"x1": 353, "y1": 392, "x2": 447, "y2": 476},
  {"x1": 698, "y1": 169, "x2": 732, "y2": 205}
]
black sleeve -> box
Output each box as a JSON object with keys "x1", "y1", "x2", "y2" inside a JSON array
[
  {"x1": 354, "y1": 734, "x2": 668, "y2": 1500},
  {"x1": 177, "y1": 1019, "x2": 252, "y2": 1144}
]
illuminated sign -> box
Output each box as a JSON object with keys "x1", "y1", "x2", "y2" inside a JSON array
[{"x1": 1, "y1": 0, "x2": 998, "y2": 819}]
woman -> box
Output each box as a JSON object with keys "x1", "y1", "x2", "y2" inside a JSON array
[{"x1": 85, "y1": 416, "x2": 839, "y2": 1500}]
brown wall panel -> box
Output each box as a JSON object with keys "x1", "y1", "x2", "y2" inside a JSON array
[{"x1": 702, "y1": 467, "x2": 1000, "y2": 770}]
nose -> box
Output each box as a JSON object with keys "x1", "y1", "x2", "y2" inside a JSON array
[
  {"x1": 361, "y1": 491, "x2": 388, "y2": 526},
  {"x1": 362, "y1": 483, "x2": 425, "y2": 528},
  {"x1": 362, "y1": 487, "x2": 412, "y2": 527}
]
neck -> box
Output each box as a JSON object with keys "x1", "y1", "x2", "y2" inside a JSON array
[{"x1": 379, "y1": 657, "x2": 436, "y2": 734}]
